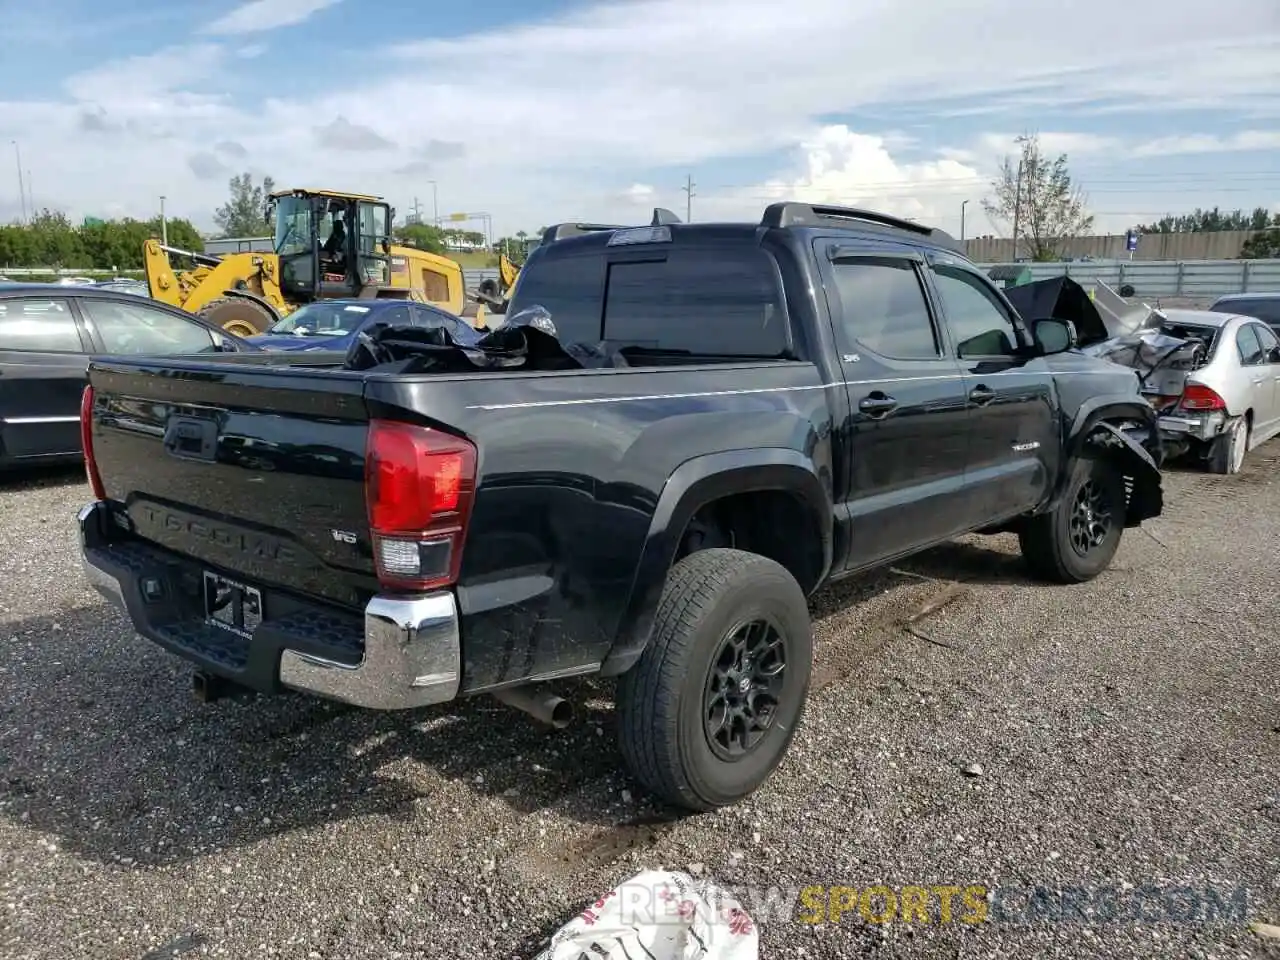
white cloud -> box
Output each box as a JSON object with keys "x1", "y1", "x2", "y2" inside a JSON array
[
  {"x1": 1131, "y1": 130, "x2": 1280, "y2": 157},
  {"x1": 4, "y1": 0, "x2": 1278, "y2": 234},
  {"x1": 693, "y1": 126, "x2": 984, "y2": 236},
  {"x1": 202, "y1": 0, "x2": 342, "y2": 36}
]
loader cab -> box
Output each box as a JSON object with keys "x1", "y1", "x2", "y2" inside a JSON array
[{"x1": 270, "y1": 190, "x2": 394, "y2": 302}]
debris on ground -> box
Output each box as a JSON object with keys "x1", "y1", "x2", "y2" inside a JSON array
[{"x1": 533, "y1": 870, "x2": 758, "y2": 960}]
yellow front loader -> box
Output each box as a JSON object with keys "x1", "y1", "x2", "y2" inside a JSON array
[{"x1": 144, "y1": 188, "x2": 489, "y2": 337}]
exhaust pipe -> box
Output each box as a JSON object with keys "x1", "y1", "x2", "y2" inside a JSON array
[{"x1": 493, "y1": 685, "x2": 574, "y2": 729}]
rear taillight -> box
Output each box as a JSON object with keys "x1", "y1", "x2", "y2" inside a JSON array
[
  {"x1": 365, "y1": 419, "x2": 477, "y2": 592},
  {"x1": 80, "y1": 385, "x2": 106, "y2": 500},
  {"x1": 1179, "y1": 383, "x2": 1227, "y2": 411}
]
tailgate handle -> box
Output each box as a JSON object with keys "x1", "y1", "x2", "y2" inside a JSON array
[{"x1": 164, "y1": 417, "x2": 217, "y2": 462}]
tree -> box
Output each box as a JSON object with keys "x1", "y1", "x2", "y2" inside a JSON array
[
  {"x1": 0, "y1": 212, "x2": 203, "y2": 270},
  {"x1": 213, "y1": 172, "x2": 275, "y2": 238},
  {"x1": 982, "y1": 134, "x2": 1094, "y2": 261},
  {"x1": 1240, "y1": 219, "x2": 1280, "y2": 259},
  {"x1": 1135, "y1": 207, "x2": 1273, "y2": 234},
  {"x1": 395, "y1": 222, "x2": 447, "y2": 255}
]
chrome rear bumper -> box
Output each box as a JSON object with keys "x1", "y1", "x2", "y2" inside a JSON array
[{"x1": 77, "y1": 500, "x2": 461, "y2": 710}]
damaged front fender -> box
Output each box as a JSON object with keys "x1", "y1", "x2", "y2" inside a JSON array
[{"x1": 1083, "y1": 422, "x2": 1164, "y2": 526}]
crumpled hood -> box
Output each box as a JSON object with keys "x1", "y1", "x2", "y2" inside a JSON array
[{"x1": 246, "y1": 334, "x2": 354, "y2": 352}]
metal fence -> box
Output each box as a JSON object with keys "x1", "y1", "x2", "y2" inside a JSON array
[{"x1": 974, "y1": 259, "x2": 1280, "y2": 299}]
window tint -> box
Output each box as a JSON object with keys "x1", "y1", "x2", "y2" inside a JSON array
[
  {"x1": 1236, "y1": 324, "x2": 1265, "y2": 365},
  {"x1": 828, "y1": 259, "x2": 938, "y2": 360},
  {"x1": 0, "y1": 298, "x2": 83, "y2": 353},
  {"x1": 1254, "y1": 323, "x2": 1280, "y2": 359},
  {"x1": 931, "y1": 266, "x2": 1020, "y2": 358},
  {"x1": 80, "y1": 298, "x2": 216, "y2": 355},
  {"x1": 602, "y1": 249, "x2": 788, "y2": 356},
  {"x1": 507, "y1": 253, "x2": 603, "y2": 345}
]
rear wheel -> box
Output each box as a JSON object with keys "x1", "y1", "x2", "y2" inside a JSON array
[
  {"x1": 1207, "y1": 416, "x2": 1249, "y2": 475},
  {"x1": 196, "y1": 296, "x2": 276, "y2": 337},
  {"x1": 616, "y1": 548, "x2": 813, "y2": 811},
  {"x1": 1019, "y1": 455, "x2": 1125, "y2": 583}
]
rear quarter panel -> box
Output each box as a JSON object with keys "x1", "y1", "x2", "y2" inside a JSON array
[{"x1": 368, "y1": 360, "x2": 837, "y2": 692}]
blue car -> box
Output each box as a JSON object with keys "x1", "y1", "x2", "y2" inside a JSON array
[{"x1": 248, "y1": 299, "x2": 484, "y2": 352}]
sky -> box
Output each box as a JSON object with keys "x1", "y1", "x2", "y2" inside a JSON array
[{"x1": 0, "y1": 0, "x2": 1277, "y2": 240}]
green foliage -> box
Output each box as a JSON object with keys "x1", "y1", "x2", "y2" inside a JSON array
[
  {"x1": 213, "y1": 172, "x2": 276, "y2": 238},
  {"x1": 494, "y1": 229, "x2": 540, "y2": 263},
  {"x1": 1240, "y1": 226, "x2": 1280, "y2": 260},
  {"x1": 1135, "y1": 207, "x2": 1276, "y2": 234},
  {"x1": 982, "y1": 134, "x2": 1094, "y2": 261},
  {"x1": 0, "y1": 209, "x2": 203, "y2": 269},
  {"x1": 394, "y1": 222, "x2": 447, "y2": 255}
]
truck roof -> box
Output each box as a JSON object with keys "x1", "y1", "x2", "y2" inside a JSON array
[{"x1": 537, "y1": 202, "x2": 966, "y2": 257}]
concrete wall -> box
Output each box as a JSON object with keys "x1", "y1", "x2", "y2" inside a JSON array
[{"x1": 963, "y1": 230, "x2": 1256, "y2": 263}]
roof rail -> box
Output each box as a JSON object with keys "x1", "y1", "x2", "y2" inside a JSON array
[{"x1": 760, "y1": 202, "x2": 964, "y2": 252}]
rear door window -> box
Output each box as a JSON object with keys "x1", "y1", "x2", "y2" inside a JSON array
[
  {"x1": 827, "y1": 258, "x2": 940, "y2": 360},
  {"x1": 0, "y1": 298, "x2": 85, "y2": 353},
  {"x1": 79, "y1": 298, "x2": 217, "y2": 354},
  {"x1": 601, "y1": 248, "x2": 788, "y2": 357}
]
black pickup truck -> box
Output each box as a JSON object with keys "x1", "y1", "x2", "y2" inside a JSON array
[{"x1": 77, "y1": 203, "x2": 1163, "y2": 811}]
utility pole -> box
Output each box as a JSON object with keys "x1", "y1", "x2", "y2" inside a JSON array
[
  {"x1": 410, "y1": 196, "x2": 423, "y2": 225},
  {"x1": 960, "y1": 199, "x2": 969, "y2": 242},
  {"x1": 682, "y1": 174, "x2": 695, "y2": 222},
  {"x1": 12, "y1": 140, "x2": 27, "y2": 224},
  {"x1": 159, "y1": 196, "x2": 168, "y2": 245},
  {"x1": 428, "y1": 180, "x2": 439, "y2": 226},
  {"x1": 1011, "y1": 134, "x2": 1028, "y2": 261}
]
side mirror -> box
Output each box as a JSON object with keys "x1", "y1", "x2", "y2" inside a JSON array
[
  {"x1": 1269, "y1": 346, "x2": 1280, "y2": 364},
  {"x1": 1032, "y1": 318, "x2": 1077, "y2": 355}
]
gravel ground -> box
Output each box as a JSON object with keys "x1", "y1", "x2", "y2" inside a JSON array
[{"x1": 1, "y1": 454, "x2": 1278, "y2": 960}]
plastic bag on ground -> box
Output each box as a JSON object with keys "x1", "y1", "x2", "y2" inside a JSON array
[{"x1": 533, "y1": 869, "x2": 759, "y2": 960}]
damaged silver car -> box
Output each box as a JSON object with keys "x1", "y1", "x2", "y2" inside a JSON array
[{"x1": 1006, "y1": 277, "x2": 1280, "y2": 475}]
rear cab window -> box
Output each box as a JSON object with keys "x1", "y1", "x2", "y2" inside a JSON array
[{"x1": 509, "y1": 238, "x2": 794, "y2": 363}]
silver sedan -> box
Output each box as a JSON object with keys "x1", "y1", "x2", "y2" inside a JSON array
[{"x1": 1151, "y1": 308, "x2": 1280, "y2": 473}]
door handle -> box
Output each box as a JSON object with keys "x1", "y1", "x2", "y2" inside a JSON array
[
  {"x1": 969, "y1": 384, "x2": 996, "y2": 405},
  {"x1": 1252, "y1": 378, "x2": 1265, "y2": 386},
  {"x1": 858, "y1": 393, "x2": 898, "y2": 417}
]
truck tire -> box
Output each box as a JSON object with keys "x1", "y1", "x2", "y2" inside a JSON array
[
  {"x1": 197, "y1": 296, "x2": 274, "y2": 337},
  {"x1": 1207, "y1": 416, "x2": 1249, "y2": 475},
  {"x1": 1018, "y1": 455, "x2": 1125, "y2": 584},
  {"x1": 616, "y1": 548, "x2": 813, "y2": 811}
]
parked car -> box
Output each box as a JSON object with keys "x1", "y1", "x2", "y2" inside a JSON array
[
  {"x1": 77, "y1": 203, "x2": 1164, "y2": 811},
  {"x1": 248, "y1": 298, "x2": 484, "y2": 352},
  {"x1": 1209, "y1": 293, "x2": 1280, "y2": 335},
  {"x1": 92, "y1": 278, "x2": 150, "y2": 297},
  {"x1": 1152, "y1": 310, "x2": 1280, "y2": 472},
  {"x1": 1088, "y1": 308, "x2": 1280, "y2": 473},
  {"x1": 0, "y1": 283, "x2": 260, "y2": 471}
]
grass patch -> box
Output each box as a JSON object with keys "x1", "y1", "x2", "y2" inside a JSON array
[{"x1": 447, "y1": 251, "x2": 499, "y2": 269}]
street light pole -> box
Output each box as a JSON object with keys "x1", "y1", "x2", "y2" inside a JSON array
[
  {"x1": 960, "y1": 200, "x2": 969, "y2": 242},
  {"x1": 159, "y1": 195, "x2": 168, "y2": 245},
  {"x1": 428, "y1": 180, "x2": 439, "y2": 226},
  {"x1": 11, "y1": 141, "x2": 27, "y2": 224}
]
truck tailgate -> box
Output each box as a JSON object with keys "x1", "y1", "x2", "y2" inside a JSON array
[{"x1": 87, "y1": 357, "x2": 376, "y2": 609}]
